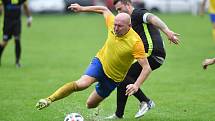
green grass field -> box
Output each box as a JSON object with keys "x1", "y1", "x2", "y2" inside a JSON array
[{"x1": 0, "y1": 13, "x2": 214, "y2": 121}]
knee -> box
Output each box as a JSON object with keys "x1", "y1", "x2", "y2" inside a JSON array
[{"x1": 86, "y1": 100, "x2": 97, "y2": 109}]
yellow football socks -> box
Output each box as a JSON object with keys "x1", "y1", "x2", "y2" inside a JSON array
[{"x1": 47, "y1": 81, "x2": 78, "y2": 102}]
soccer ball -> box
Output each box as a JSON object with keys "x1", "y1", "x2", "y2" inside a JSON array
[{"x1": 64, "y1": 113, "x2": 84, "y2": 121}]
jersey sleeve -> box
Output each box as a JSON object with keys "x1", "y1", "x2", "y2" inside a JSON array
[
  {"x1": 134, "y1": 9, "x2": 149, "y2": 24},
  {"x1": 105, "y1": 14, "x2": 114, "y2": 28},
  {"x1": 132, "y1": 40, "x2": 146, "y2": 59}
]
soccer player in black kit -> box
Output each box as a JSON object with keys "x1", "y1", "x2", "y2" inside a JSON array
[
  {"x1": 105, "y1": 0, "x2": 180, "y2": 119},
  {"x1": 0, "y1": 0, "x2": 32, "y2": 67}
]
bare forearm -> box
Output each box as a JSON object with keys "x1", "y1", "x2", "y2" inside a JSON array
[
  {"x1": 79, "y1": 6, "x2": 109, "y2": 14},
  {"x1": 125, "y1": 58, "x2": 152, "y2": 96},
  {"x1": 212, "y1": 58, "x2": 215, "y2": 64},
  {"x1": 134, "y1": 65, "x2": 151, "y2": 88},
  {"x1": 23, "y1": 3, "x2": 31, "y2": 17},
  {"x1": 147, "y1": 13, "x2": 180, "y2": 44},
  {"x1": 207, "y1": 58, "x2": 215, "y2": 65},
  {"x1": 68, "y1": 4, "x2": 112, "y2": 17},
  {"x1": 148, "y1": 14, "x2": 169, "y2": 33}
]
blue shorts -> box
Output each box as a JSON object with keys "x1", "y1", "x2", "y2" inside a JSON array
[
  {"x1": 210, "y1": 13, "x2": 215, "y2": 23},
  {"x1": 84, "y1": 57, "x2": 119, "y2": 98}
]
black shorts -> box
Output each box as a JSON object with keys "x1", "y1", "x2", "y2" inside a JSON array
[
  {"x1": 125, "y1": 53, "x2": 166, "y2": 82},
  {"x1": 3, "y1": 18, "x2": 21, "y2": 41}
]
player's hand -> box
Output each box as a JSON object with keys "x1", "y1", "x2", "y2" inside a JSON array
[
  {"x1": 27, "y1": 16, "x2": 32, "y2": 27},
  {"x1": 125, "y1": 84, "x2": 139, "y2": 96},
  {"x1": 68, "y1": 3, "x2": 82, "y2": 12},
  {"x1": 202, "y1": 59, "x2": 215, "y2": 70},
  {"x1": 166, "y1": 30, "x2": 180, "y2": 44},
  {"x1": 35, "y1": 98, "x2": 51, "y2": 110}
]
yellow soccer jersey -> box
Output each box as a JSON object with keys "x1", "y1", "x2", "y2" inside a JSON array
[
  {"x1": 96, "y1": 14, "x2": 146, "y2": 82},
  {"x1": 209, "y1": 0, "x2": 215, "y2": 13}
]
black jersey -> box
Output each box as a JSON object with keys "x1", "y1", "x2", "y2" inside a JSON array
[
  {"x1": 131, "y1": 8, "x2": 165, "y2": 56},
  {"x1": 2, "y1": 0, "x2": 26, "y2": 19}
]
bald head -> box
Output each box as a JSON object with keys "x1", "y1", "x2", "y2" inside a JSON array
[
  {"x1": 115, "y1": 13, "x2": 131, "y2": 25},
  {"x1": 114, "y1": 13, "x2": 131, "y2": 36}
]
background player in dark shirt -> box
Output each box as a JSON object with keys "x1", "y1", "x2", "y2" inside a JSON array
[
  {"x1": 105, "y1": 0, "x2": 180, "y2": 119},
  {"x1": 0, "y1": 0, "x2": 32, "y2": 67}
]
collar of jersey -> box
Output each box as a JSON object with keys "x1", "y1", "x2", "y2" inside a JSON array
[{"x1": 114, "y1": 28, "x2": 131, "y2": 38}]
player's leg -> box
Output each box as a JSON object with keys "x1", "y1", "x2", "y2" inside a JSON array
[
  {"x1": 86, "y1": 56, "x2": 118, "y2": 109},
  {"x1": 0, "y1": 40, "x2": 8, "y2": 65},
  {"x1": 0, "y1": 19, "x2": 12, "y2": 65},
  {"x1": 36, "y1": 57, "x2": 105, "y2": 110},
  {"x1": 86, "y1": 90, "x2": 104, "y2": 109},
  {"x1": 105, "y1": 80, "x2": 129, "y2": 119},
  {"x1": 115, "y1": 79, "x2": 150, "y2": 118},
  {"x1": 125, "y1": 63, "x2": 150, "y2": 103},
  {"x1": 14, "y1": 36, "x2": 21, "y2": 67},
  {"x1": 105, "y1": 62, "x2": 149, "y2": 119},
  {"x1": 127, "y1": 62, "x2": 150, "y2": 103},
  {"x1": 86, "y1": 77, "x2": 117, "y2": 109},
  {"x1": 115, "y1": 80, "x2": 129, "y2": 118},
  {"x1": 48, "y1": 75, "x2": 97, "y2": 102},
  {"x1": 36, "y1": 57, "x2": 102, "y2": 110},
  {"x1": 36, "y1": 75, "x2": 97, "y2": 110},
  {"x1": 14, "y1": 20, "x2": 21, "y2": 67}
]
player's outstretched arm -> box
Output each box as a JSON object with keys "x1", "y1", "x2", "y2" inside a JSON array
[
  {"x1": 146, "y1": 13, "x2": 180, "y2": 44},
  {"x1": 202, "y1": 58, "x2": 215, "y2": 69},
  {"x1": 23, "y1": 1, "x2": 32, "y2": 27},
  {"x1": 68, "y1": 3, "x2": 113, "y2": 18},
  {"x1": 125, "y1": 58, "x2": 152, "y2": 96}
]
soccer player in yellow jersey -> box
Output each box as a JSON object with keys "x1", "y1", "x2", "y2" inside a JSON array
[
  {"x1": 200, "y1": 0, "x2": 215, "y2": 41},
  {"x1": 36, "y1": 4, "x2": 151, "y2": 110}
]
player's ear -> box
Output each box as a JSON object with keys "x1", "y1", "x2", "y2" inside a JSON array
[{"x1": 128, "y1": 23, "x2": 131, "y2": 27}]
